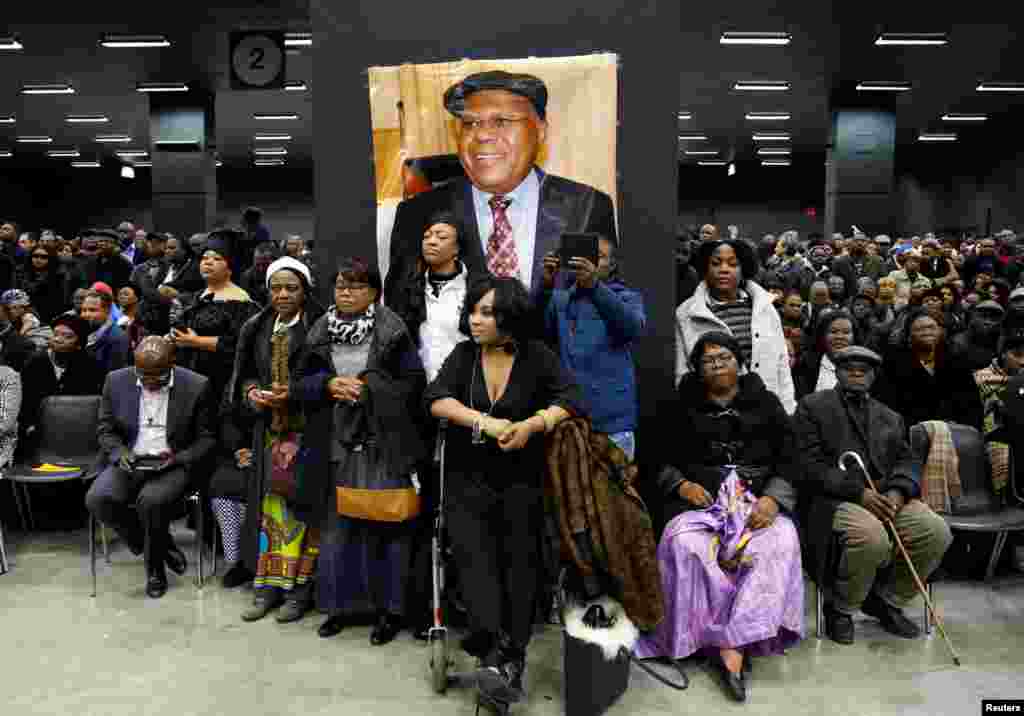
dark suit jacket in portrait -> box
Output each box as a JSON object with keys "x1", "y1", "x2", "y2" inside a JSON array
[
  {"x1": 384, "y1": 169, "x2": 617, "y2": 305},
  {"x1": 96, "y1": 365, "x2": 216, "y2": 481}
]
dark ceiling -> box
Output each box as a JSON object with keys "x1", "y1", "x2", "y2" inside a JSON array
[
  {"x1": 2, "y1": 5, "x2": 1023, "y2": 176},
  {"x1": 678, "y1": 11, "x2": 1024, "y2": 168},
  {"x1": 0, "y1": 2, "x2": 312, "y2": 170}
]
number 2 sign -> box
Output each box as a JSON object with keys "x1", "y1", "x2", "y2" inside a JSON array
[{"x1": 230, "y1": 31, "x2": 286, "y2": 90}]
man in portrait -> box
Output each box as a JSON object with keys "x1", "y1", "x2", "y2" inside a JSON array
[{"x1": 384, "y1": 70, "x2": 617, "y2": 304}]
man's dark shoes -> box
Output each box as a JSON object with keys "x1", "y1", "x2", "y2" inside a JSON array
[
  {"x1": 824, "y1": 603, "x2": 855, "y2": 645},
  {"x1": 146, "y1": 567, "x2": 168, "y2": 599},
  {"x1": 164, "y1": 540, "x2": 187, "y2": 576},
  {"x1": 318, "y1": 616, "x2": 346, "y2": 638},
  {"x1": 370, "y1": 613, "x2": 402, "y2": 645},
  {"x1": 221, "y1": 563, "x2": 253, "y2": 589},
  {"x1": 862, "y1": 591, "x2": 921, "y2": 638}
]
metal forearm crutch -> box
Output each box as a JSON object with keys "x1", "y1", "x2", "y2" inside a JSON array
[{"x1": 838, "y1": 451, "x2": 961, "y2": 666}]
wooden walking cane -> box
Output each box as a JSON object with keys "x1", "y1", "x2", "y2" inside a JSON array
[{"x1": 838, "y1": 451, "x2": 962, "y2": 666}]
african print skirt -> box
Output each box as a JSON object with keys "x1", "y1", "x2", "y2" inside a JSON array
[{"x1": 253, "y1": 493, "x2": 320, "y2": 592}]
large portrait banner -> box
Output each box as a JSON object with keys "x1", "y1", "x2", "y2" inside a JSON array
[{"x1": 367, "y1": 53, "x2": 619, "y2": 296}]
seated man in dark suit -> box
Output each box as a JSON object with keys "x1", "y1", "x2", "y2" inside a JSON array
[
  {"x1": 81, "y1": 289, "x2": 132, "y2": 378},
  {"x1": 85, "y1": 336, "x2": 216, "y2": 598},
  {"x1": 794, "y1": 346, "x2": 952, "y2": 645},
  {"x1": 18, "y1": 315, "x2": 102, "y2": 452},
  {"x1": 384, "y1": 70, "x2": 617, "y2": 305}
]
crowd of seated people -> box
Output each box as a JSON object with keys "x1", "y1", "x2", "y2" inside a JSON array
[
  {"x1": 3, "y1": 73, "x2": 1023, "y2": 710},
  {"x1": 6, "y1": 213, "x2": 1017, "y2": 706}
]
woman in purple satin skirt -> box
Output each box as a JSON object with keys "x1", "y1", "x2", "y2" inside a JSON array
[{"x1": 637, "y1": 331, "x2": 804, "y2": 703}]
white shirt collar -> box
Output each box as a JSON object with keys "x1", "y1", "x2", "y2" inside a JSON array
[
  {"x1": 472, "y1": 167, "x2": 540, "y2": 209},
  {"x1": 274, "y1": 312, "x2": 302, "y2": 333}
]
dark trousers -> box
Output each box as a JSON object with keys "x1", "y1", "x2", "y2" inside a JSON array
[
  {"x1": 85, "y1": 465, "x2": 191, "y2": 570},
  {"x1": 447, "y1": 473, "x2": 544, "y2": 652}
]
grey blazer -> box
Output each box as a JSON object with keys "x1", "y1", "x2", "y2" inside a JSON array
[{"x1": 96, "y1": 365, "x2": 216, "y2": 476}]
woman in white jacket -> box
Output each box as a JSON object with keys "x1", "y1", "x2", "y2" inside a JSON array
[{"x1": 675, "y1": 240, "x2": 796, "y2": 413}]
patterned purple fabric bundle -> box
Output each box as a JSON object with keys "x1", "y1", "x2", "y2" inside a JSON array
[{"x1": 636, "y1": 470, "x2": 804, "y2": 660}]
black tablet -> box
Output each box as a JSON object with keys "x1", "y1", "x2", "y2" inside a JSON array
[{"x1": 558, "y1": 233, "x2": 600, "y2": 267}]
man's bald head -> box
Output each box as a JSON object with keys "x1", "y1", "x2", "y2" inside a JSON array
[{"x1": 135, "y1": 336, "x2": 175, "y2": 389}]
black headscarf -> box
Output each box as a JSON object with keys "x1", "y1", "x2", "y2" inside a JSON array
[{"x1": 52, "y1": 314, "x2": 91, "y2": 349}]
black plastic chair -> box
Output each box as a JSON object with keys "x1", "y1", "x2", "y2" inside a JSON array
[
  {"x1": 5, "y1": 395, "x2": 102, "y2": 531},
  {"x1": 910, "y1": 421, "x2": 1024, "y2": 581}
]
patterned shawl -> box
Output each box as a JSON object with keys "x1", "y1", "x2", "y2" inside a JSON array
[{"x1": 326, "y1": 303, "x2": 376, "y2": 345}]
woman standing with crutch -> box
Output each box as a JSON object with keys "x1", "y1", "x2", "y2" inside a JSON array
[{"x1": 425, "y1": 276, "x2": 581, "y2": 710}]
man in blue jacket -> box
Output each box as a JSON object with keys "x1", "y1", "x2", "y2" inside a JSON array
[
  {"x1": 81, "y1": 289, "x2": 133, "y2": 379},
  {"x1": 541, "y1": 235, "x2": 645, "y2": 460}
]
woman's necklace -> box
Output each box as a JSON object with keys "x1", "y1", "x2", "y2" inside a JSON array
[{"x1": 470, "y1": 347, "x2": 513, "y2": 444}]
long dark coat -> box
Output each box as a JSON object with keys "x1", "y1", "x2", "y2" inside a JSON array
[
  {"x1": 793, "y1": 389, "x2": 921, "y2": 586},
  {"x1": 872, "y1": 349, "x2": 981, "y2": 432},
  {"x1": 225, "y1": 301, "x2": 325, "y2": 573},
  {"x1": 651, "y1": 372, "x2": 801, "y2": 535},
  {"x1": 290, "y1": 303, "x2": 428, "y2": 528}
]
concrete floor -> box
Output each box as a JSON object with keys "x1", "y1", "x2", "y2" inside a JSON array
[{"x1": 1, "y1": 525, "x2": 1023, "y2": 716}]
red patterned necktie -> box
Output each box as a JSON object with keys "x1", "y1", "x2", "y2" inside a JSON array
[{"x1": 486, "y1": 195, "x2": 519, "y2": 278}]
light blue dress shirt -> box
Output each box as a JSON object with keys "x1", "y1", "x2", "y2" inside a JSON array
[{"x1": 471, "y1": 168, "x2": 541, "y2": 289}]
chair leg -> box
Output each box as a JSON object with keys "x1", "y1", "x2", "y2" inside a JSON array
[
  {"x1": 211, "y1": 517, "x2": 219, "y2": 579},
  {"x1": 195, "y1": 495, "x2": 204, "y2": 589},
  {"x1": 0, "y1": 517, "x2": 9, "y2": 575},
  {"x1": 21, "y1": 482, "x2": 35, "y2": 531},
  {"x1": 90, "y1": 515, "x2": 97, "y2": 598},
  {"x1": 101, "y1": 524, "x2": 110, "y2": 564},
  {"x1": 816, "y1": 585, "x2": 824, "y2": 639},
  {"x1": 10, "y1": 481, "x2": 28, "y2": 532},
  {"x1": 985, "y1": 531, "x2": 1010, "y2": 582}
]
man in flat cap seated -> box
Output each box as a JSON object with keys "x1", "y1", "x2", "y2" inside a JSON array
[
  {"x1": 384, "y1": 70, "x2": 617, "y2": 304},
  {"x1": 793, "y1": 346, "x2": 952, "y2": 644}
]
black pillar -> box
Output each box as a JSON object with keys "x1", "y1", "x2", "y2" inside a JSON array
[
  {"x1": 825, "y1": 109, "x2": 897, "y2": 238},
  {"x1": 311, "y1": 0, "x2": 681, "y2": 465},
  {"x1": 149, "y1": 91, "x2": 217, "y2": 239}
]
